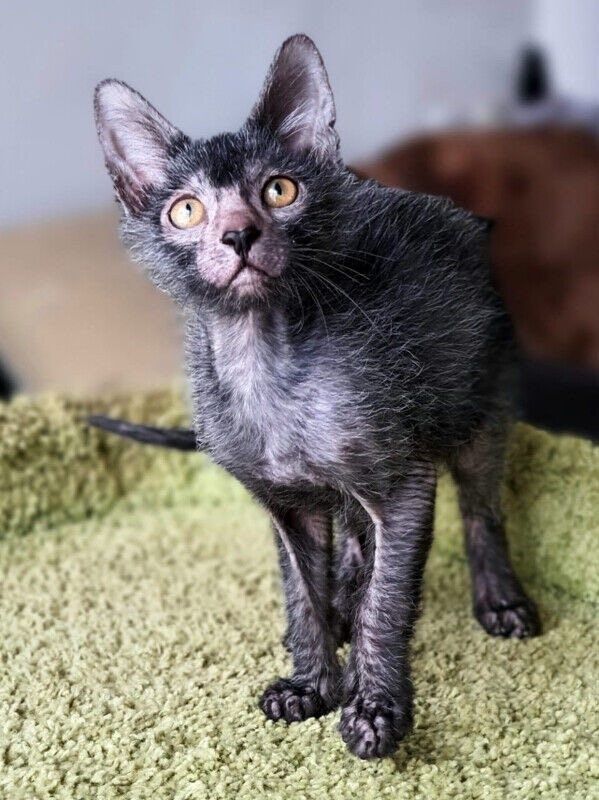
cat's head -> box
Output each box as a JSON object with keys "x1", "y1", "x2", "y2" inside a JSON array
[{"x1": 94, "y1": 35, "x2": 347, "y2": 311}]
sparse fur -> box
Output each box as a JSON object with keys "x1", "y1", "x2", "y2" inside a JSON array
[{"x1": 93, "y1": 34, "x2": 540, "y2": 759}]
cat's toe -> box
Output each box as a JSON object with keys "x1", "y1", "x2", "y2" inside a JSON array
[
  {"x1": 476, "y1": 596, "x2": 541, "y2": 639},
  {"x1": 339, "y1": 695, "x2": 412, "y2": 759},
  {"x1": 259, "y1": 677, "x2": 338, "y2": 723}
]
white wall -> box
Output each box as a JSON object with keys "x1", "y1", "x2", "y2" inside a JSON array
[
  {"x1": 0, "y1": 1, "x2": 531, "y2": 228},
  {"x1": 534, "y1": 0, "x2": 599, "y2": 103}
]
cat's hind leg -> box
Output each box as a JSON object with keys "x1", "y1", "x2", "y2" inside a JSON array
[
  {"x1": 332, "y1": 499, "x2": 371, "y2": 646},
  {"x1": 450, "y1": 421, "x2": 541, "y2": 638}
]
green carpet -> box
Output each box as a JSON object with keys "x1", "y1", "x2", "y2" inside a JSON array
[{"x1": 0, "y1": 389, "x2": 597, "y2": 799}]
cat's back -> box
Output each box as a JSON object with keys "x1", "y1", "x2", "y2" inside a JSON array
[
  {"x1": 351, "y1": 180, "x2": 493, "y2": 287},
  {"x1": 340, "y1": 180, "x2": 516, "y2": 448},
  {"x1": 350, "y1": 180, "x2": 509, "y2": 350}
]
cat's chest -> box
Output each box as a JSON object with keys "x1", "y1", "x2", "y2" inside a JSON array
[{"x1": 198, "y1": 312, "x2": 340, "y2": 485}]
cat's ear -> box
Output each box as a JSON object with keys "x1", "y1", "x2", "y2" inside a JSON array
[
  {"x1": 94, "y1": 80, "x2": 185, "y2": 213},
  {"x1": 250, "y1": 35, "x2": 339, "y2": 159}
]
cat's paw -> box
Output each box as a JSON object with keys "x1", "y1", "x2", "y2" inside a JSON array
[
  {"x1": 339, "y1": 694, "x2": 412, "y2": 759},
  {"x1": 475, "y1": 596, "x2": 541, "y2": 638},
  {"x1": 259, "y1": 676, "x2": 340, "y2": 723}
]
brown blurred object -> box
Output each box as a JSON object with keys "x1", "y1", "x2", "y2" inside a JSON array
[
  {"x1": 0, "y1": 210, "x2": 183, "y2": 394},
  {"x1": 360, "y1": 128, "x2": 599, "y2": 369}
]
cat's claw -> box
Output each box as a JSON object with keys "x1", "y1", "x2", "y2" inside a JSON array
[
  {"x1": 260, "y1": 677, "x2": 339, "y2": 723},
  {"x1": 339, "y1": 695, "x2": 412, "y2": 759},
  {"x1": 475, "y1": 596, "x2": 541, "y2": 638}
]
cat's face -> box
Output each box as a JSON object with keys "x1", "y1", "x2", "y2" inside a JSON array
[{"x1": 95, "y1": 35, "x2": 342, "y2": 311}]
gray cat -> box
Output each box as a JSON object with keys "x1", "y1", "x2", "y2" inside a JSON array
[{"x1": 92, "y1": 35, "x2": 540, "y2": 759}]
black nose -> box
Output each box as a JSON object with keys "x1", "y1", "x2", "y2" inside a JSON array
[{"x1": 221, "y1": 225, "x2": 261, "y2": 258}]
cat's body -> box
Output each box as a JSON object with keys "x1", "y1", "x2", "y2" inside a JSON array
[
  {"x1": 93, "y1": 35, "x2": 540, "y2": 759},
  {"x1": 186, "y1": 184, "x2": 509, "y2": 497}
]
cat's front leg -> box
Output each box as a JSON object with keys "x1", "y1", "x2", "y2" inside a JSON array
[
  {"x1": 260, "y1": 506, "x2": 342, "y2": 723},
  {"x1": 340, "y1": 463, "x2": 437, "y2": 758}
]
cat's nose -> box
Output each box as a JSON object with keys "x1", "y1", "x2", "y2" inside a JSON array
[{"x1": 221, "y1": 226, "x2": 261, "y2": 258}]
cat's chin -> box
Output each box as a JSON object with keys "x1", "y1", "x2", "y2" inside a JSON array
[
  {"x1": 227, "y1": 264, "x2": 273, "y2": 301},
  {"x1": 210, "y1": 270, "x2": 277, "y2": 314},
  {"x1": 230, "y1": 265, "x2": 267, "y2": 289}
]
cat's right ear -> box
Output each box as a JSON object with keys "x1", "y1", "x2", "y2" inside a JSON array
[{"x1": 94, "y1": 80, "x2": 185, "y2": 214}]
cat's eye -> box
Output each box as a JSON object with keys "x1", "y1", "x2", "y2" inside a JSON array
[
  {"x1": 168, "y1": 197, "x2": 205, "y2": 229},
  {"x1": 262, "y1": 176, "x2": 298, "y2": 208}
]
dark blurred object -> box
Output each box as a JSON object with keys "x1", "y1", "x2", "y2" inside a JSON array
[
  {"x1": 507, "y1": 44, "x2": 599, "y2": 135},
  {"x1": 361, "y1": 128, "x2": 599, "y2": 370},
  {"x1": 0, "y1": 360, "x2": 15, "y2": 400},
  {"x1": 517, "y1": 46, "x2": 549, "y2": 105},
  {"x1": 520, "y1": 358, "x2": 599, "y2": 442}
]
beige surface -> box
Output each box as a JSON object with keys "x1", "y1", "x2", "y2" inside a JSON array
[{"x1": 0, "y1": 209, "x2": 183, "y2": 393}]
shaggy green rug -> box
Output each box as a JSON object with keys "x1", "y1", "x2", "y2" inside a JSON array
[{"x1": 0, "y1": 389, "x2": 597, "y2": 799}]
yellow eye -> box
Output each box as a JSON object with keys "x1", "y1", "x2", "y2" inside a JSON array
[
  {"x1": 262, "y1": 176, "x2": 298, "y2": 208},
  {"x1": 168, "y1": 197, "x2": 204, "y2": 229}
]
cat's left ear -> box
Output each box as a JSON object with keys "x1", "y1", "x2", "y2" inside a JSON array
[
  {"x1": 250, "y1": 35, "x2": 339, "y2": 159},
  {"x1": 94, "y1": 80, "x2": 186, "y2": 213}
]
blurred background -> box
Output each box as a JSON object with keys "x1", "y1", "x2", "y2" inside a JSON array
[{"x1": 1, "y1": 1, "x2": 598, "y2": 436}]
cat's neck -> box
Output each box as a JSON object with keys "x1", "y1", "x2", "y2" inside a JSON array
[
  {"x1": 203, "y1": 306, "x2": 290, "y2": 348},
  {"x1": 202, "y1": 306, "x2": 294, "y2": 394}
]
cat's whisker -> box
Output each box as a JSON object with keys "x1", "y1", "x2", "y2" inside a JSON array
[
  {"x1": 294, "y1": 246, "x2": 367, "y2": 279},
  {"x1": 294, "y1": 271, "x2": 330, "y2": 341},
  {"x1": 296, "y1": 253, "x2": 365, "y2": 285},
  {"x1": 297, "y1": 253, "x2": 366, "y2": 280},
  {"x1": 295, "y1": 262, "x2": 383, "y2": 336},
  {"x1": 288, "y1": 276, "x2": 306, "y2": 333},
  {"x1": 297, "y1": 243, "x2": 399, "y2": 265}
]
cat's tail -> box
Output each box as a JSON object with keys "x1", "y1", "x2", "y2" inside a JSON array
[{"x1": 87, "y1": 415, "x2": 199, "y2": 451}]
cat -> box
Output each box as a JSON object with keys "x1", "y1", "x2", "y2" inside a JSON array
[{"x1": 92, "y1": 34, "x2": 540, "y2": 759}]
